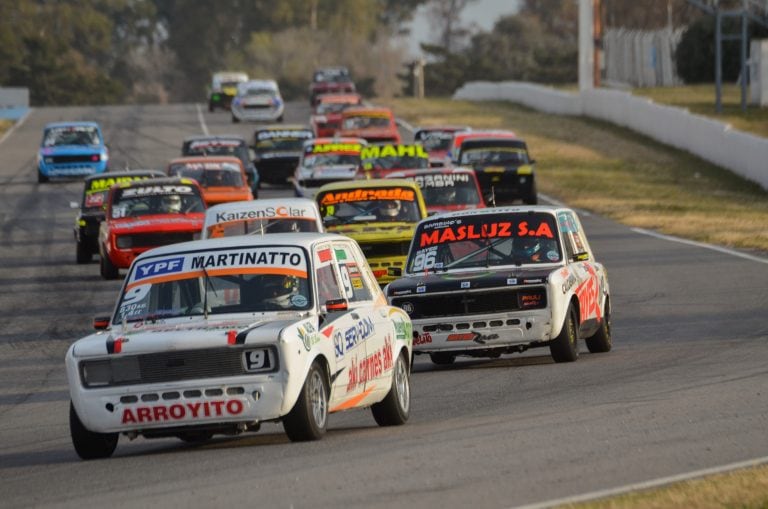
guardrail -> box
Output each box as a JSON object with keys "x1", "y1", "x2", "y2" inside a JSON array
[{"x1": 453, "y1": 81, "x2": 768, "y2": 191}]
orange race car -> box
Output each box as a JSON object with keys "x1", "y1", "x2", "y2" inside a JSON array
[
  {"x1": 167, "y1": 156, "x2": 253, "y2": 206},
  {"x1": 336, "y1": 106, "x2": 401, "y2": 144}
]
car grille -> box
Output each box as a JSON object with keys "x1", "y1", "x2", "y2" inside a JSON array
[
  {"x1": 118, "y1": 232, "x2": 195, "y2": 249},
  {"x1": 391, "y1": 287, "x2": 547, "y2": 319},
  {"x1": 80, "y1": 347, "x2": 277, "y2": 388},
  {"x1": 359, "y1": 241, "x2": 411, "y2": 258},
  {"x1": 51, "y1": 154, "x2": 98, "y2": 164},
  {"x1": 243, "y1": 104, "x2": 272, "y2": 110}
]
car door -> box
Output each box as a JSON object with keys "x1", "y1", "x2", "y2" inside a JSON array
[
  {"x1": 332, "y1": 239, "x2": 395, "y2": 401},
  {"x1": 312, "y1": 242, "x2": 369, "y2": 411}
]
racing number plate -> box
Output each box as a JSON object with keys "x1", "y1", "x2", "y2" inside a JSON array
[{"x1": 243, "y1": 349, "x2": 272, "y2": 372}]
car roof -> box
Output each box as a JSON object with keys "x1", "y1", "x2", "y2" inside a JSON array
[
  {"x1": 116, "y1": 176, "x2": 201, "y2": 189},
  {"x1": 424, "y1": 205, "x2": 567, "y2": 221},
  {"x1": 316, "y1": 178, "x2": 421, "y2": 193},
  {"x1": 240, "y1": 79, "x2": 278, "y2": 89},
  {"x1": 183, "y1": 135, "x2": 247, "y2": 143},
  {"x1": 84, "y1": 169, "x2": 164, "y2": 183},
  {"x1": 213, "y1": 72, "x2": 248, "y2": 80},
  {"x1": 204, "y1": 198, "x2": 321, "y2": 224},
  {"x1": 305, "y1": 137, "x2": 367, "y2": 146},
  {"x1": 386, "y1": 167, "x2": 477, "y2": 178},
  {"x1": 341, "y1": 106, "x2": 393, "y2": 116},
  {"x1": 44, "y1": 121, "x2": 100, "y2": 129},
  {"x1": 134, "y1": 232, "x2": 348, "y2": 261},
  {"x1": 255, "y1": 124, "x2": 310, "y2": 132},
  {"x1": 169, "y1": 155, "x2": 243, "y2": 165}
]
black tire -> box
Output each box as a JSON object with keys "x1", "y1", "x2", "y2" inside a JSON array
[
  {"x1": 76, "y1": 241, "x2": 91, "y2": 264},
  {"x1": 100, "y1": 252, "x2": 119, "y2": 280},
  {"x1": 70, "y1": 401, "x2": 118, "y2": 460},
  {"x1": 283, "y1": 361, "x2": 328, "y2": 441},
  {"x1": 523, "y1": 180, "x2": 538, "y2": 205},
  {"x1": 208, "y1": 102, "x2": 214, "y2": 113},
  {"x1": 371, "y1": 351, "x2": 410, "y2": 426},
  {"x1": 277, "y1": 115, "x2": 284, "y2": 122},
  {"x1": 585, "y1": 302, "x2": 612, "y2": 353},
  {"x1": 38, "y1": 171, "x2": 48, "y2": 183},
  {"x1": 429, "y1": 352, "x2": 456, "y2": 365},
  {"x1": 550, "y1": 305, "x2": 579, "y2": 363},
  {"x1": 232, "y1": 114, "x2": 240, "y2": 123}
]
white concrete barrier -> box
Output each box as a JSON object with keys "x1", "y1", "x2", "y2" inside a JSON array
[{"x1": 452, "y1": 81, "x2": 768, "y2": 190}]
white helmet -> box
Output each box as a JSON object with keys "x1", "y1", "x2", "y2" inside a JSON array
[
  {"x1": 163, "y1": 194, "x2": 182, "y2": 213},
  {"x1": 380, "y1": 200, "x2": 401, "y2": 218}
]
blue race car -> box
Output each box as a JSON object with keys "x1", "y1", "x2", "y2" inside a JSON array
[{"x1": 37, "y1": 122, "x2": 109, "y2": 183}]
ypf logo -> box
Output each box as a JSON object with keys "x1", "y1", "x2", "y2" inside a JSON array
[{"x1": 135, "y1": 257, "x2": 184, "y2": 280}]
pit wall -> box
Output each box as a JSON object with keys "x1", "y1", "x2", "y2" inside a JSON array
[{"x1": 453, "y1": 81, "x2": 768, "y2": 191}]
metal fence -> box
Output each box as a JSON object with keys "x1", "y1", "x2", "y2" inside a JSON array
[{"x1": 603, "y1": 28, "x2": 685, "y2": 87}]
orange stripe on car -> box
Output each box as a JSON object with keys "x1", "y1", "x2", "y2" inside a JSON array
[{"x1": 330, "y1": 386, "x2": 375, "y2": 412}]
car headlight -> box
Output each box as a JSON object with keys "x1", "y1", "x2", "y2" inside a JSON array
[
  {"x1": 116, "y1": 236, "x2": 132, "y2": 249},
  {"x1": 44, "y1": 157, "x2": 54, "y2": 164},
  {"x1": 80, "y1": 357, "x2": 141, "y2": 388}
]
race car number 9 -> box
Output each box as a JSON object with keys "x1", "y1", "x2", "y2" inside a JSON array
[{"x1": 411, "y1": 247, "x2": 437, "y2": 272}]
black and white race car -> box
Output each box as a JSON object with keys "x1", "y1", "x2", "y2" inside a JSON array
[{"x1": 385, "y1": 206, "x2": 611, "y2": 365}]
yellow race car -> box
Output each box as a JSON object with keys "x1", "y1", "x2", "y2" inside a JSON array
[{"x1": 315, "y1": 179, "x2": 427, "y2": 286}]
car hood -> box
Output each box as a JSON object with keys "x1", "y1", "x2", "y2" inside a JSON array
[
  {"x1": 387, "y1": 267, "x2": 555, "y2": 296},
  {"x1": 326, "y1": 222, "x2": 415, "y2": 241},
  {"x1": 108, "y1": 214, "x2": 204, "y2": 234},
  {"x1": 72, "y1": 316, "x2": 305, "y2": 357}
]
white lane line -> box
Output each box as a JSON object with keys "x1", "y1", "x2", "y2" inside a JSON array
[
  {"x1": 632, "y1": 227, "x2": 768, "y2": 264},
  {"x1": 511, "y1": 455, "x2": 768, "y2": 509},
  {"x1": 0, "y1": 109, "x2": 32, "y2": 146},
  {"x1": 196, "y1": 104, "x2": 209, "y2": 136}
]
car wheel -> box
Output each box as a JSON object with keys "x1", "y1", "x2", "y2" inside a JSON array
[
  {"x1": 522, "y1": 180, "x2": 538, "y2": 205},
  {"x1": 76, "y1": 241, "x2": 91, "y2": 264},
  {"x1": 100, "y1": 253, "x2": 119, "y2": 280},
  {"x1": 585, "y1": 302, "x2": 612, "y2": 353},
  {"x1": 371, "y1": 351, "x2": 410, "y2": 426},
  {"x1": 208, "y1": 102, "x2": 214, "y2": 113},
  {"x1": 429, "y1": 352, "x2": 455, "y2": 365},
  {"x1": 277, "y1": 115, "x2": 284, "y2": 122},
  {"x1": 232, "y1": 114, "x2": 240, "y2": 123},
  {"x1": 37, "y1": 171, "x2": 48, "y2": 183},
  {"x1": 70, "y1": 401, "x2": 118, "y2": 460},
  {"x1": 550, "y1": 305, "x2": 579, "y2": 363},
  {"x1": 283, "y1": 361, "x2": 328, "y2": 441}
]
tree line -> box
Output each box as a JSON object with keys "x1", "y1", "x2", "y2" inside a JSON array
[{"x1": 1, "y1": 0, "x2": 764, "y2": 106}]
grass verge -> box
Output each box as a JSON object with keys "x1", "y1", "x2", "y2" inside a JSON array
[
  {"x1": 558, "y1": 463, "x2": 768, "y2": 509},
  {"x1": 0, "y1": 119, "x2": 11, "y2": 138},
  {"x1": 383, "y1": 97, "x2": 768, "y2": 253}
]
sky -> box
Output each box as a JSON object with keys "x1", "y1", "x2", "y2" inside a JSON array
[{"x1": 404, "y1": 0, "x2": 521, "y2": 58}]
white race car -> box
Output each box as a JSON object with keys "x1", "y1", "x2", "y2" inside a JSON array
[
  {"x1": 67, "y1": 233, "x2": 413, "y2": 459},
  {"x1": 385, "y1": 206, "x2": 611, "y2": 365},
  {"x1": 201, "y1": 198, "x2": 324, "y2": 238},
  {"x1": 230, "y1": 79, "x2": 284, "y2": 123}
]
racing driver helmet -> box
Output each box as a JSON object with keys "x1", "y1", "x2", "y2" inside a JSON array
[
  {"x1": 379, "y1": 200, "x2": 401, "y2": 219},
  {"x1": 262, "y1": 275, "x2": 301, "y2": 309},
  {"x1": 162, "y1": 194, "x2": 182, "y2": 213},
  {"x1": 514, "y1": 236, "x2": 542, "y2": 262}
]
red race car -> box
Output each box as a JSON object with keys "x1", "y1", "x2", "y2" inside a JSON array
[
  {"x1": 384, "y1": 167, "x2": 486, "y2": 215},
  {"x1": 98, "y1": 177, "x2": 206, "y2": 279},
  {"x1": 309, "y1": 67, "x2": 356, "y2": 106},
  {"x1": 337, "y1": 106, "x2": 401, "y2": 144},
  {"x1": 310, "y1": 93, "x2": 363, "y2": 137}
]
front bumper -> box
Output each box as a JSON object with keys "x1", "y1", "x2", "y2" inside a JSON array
[
  {"x1": 70, "y1": 375, "x2": 287, "y2": 434},
  {"x1": 410, "y1": 309, "x2": 553, "y2": 353},
  {"x1": 39, "y1": 161, "x2": 107, "y2": 178}
]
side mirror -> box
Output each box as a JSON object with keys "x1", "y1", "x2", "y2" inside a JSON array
[
  {"x1": 387, "y1": 267, "x2": 402, "y2": 278},
  {"x1": 93, "y1": 316, "x2": 111, "y2": 330},
  {"x1": 324, "y1": 298, "x2": 348, "y2": 312},
  {"x1": 571, "y1": 252, "x2": 589, "y2": 262}
]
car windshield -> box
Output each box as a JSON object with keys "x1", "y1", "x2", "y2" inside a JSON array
[
  {"x1": 255, "y1": 138, "x2": 306, "y2": 152},
  {"x1": 318, "y1": 187, "x2": 422, "y2": 224},
  {"x1": 111, "y1": 185, "x2": 205, "y2": 218},
  {"x1": 460, "y1": 147, "x2": 529, "y2": 166},
  {"x1": 115, "y1": 246, "x2": 312, "y2": 323},
  {"x1": 303, "y1": 153, "x2": 360, "y2": 168},
  {"x1": 411, "y1": 173, "x2": 482, "y2": 206},
  {"x1": 185, "y1": 141, "x2": 247, "y2": 160},
  {"x1": 342, "y1": 115, "x2": 391, "y2": 129},
  {"x1": 172, "y1": 168, "x2": 244, "y2": 187},
  {"x1": 316, "y1": 102, "x2": 352, "y2": 114},
  {"x1": 406, "y1": 212, "x2": 562, "y2": 273},
  {"x1": 416, "y1": 132, "x2": 454, "y2": 152},
  {"x1": 43, "y1": 126, "x2": 100, "y2": 147},
  {"x1": 207, "y1": 217, "x2": 320, "y2": 238},
  {"x1": 244, "y1": 87, "x2": 276, "y2": 96}
]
